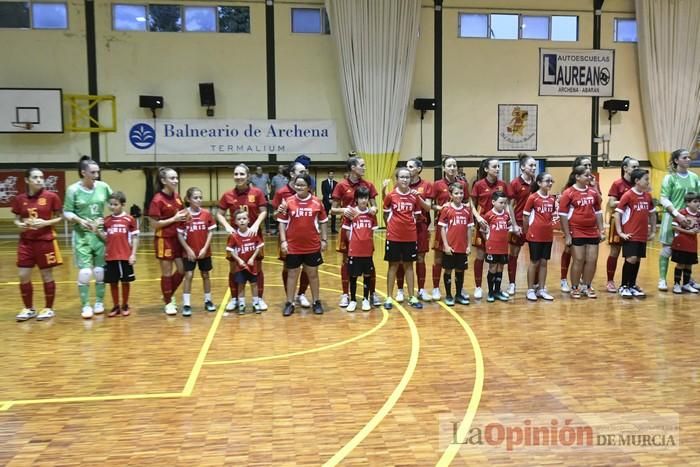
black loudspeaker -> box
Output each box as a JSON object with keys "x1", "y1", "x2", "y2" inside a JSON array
[
  {"x1": 139, "y1": 95, "x2": 163, "y2": 109},
  {"x1": 413, "y1": 98, "x2": 436, "y2": 111},
  {"x1": 199, "y1": 83, "x2": 215, "y2": 107},
  {"x1": 603, "y1": 99, "x2": 629, "y2": 112}
]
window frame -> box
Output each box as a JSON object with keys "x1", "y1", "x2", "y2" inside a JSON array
[
  {"x1": 291, "y1": 6, "x2": 330, "y2": 35},
  {"x1": 551, "y1": 15, "x2": 579, "y2": 42},
  {"x1": 458, "y1": 11, "x2": 579, "y2": 43},
  {"x1": 111, "y1": 3, "x2": 251, "y2": 34},
  {"x1": 183, "y1": 5, "x2": 217, "y2": 33},
  {"x1": 519, "y1": 14, "x2": 550, "y2": 40},
  {"x1": 0, "y1": 1, "x2": 69, "y2": 30},
  {"x1": 613, "y1": 17, "x2": 637, "y2": 43}
]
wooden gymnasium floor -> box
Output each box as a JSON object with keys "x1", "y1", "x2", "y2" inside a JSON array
[{"x1": 0, "y1": 230, "x2": 698, "y2": 466}]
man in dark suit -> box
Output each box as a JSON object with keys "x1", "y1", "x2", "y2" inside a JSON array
[{"x1": 321, "y1": 170, "x2": 338, "y2": 233}]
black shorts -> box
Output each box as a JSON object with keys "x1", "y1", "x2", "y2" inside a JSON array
[
  {"x1": 486, "y1": 253, "x2": 509, "y2": 264},
  {"x1": 384, "y1": 240, "x2": 417, "y2": 263},
  {"x1": 234, "y1": 269, "x2": 258, "y2": 284},
  {"x1": 528, "y1": 242, "x2": 553, "y2": 262},
  {"x1": 285, "y1": 252, "x2": 324, "y2": 269},
  {"x1": 572, "y1": 237, "x2": 601, "y2": 246},
  {"x1": 672, "y1": 250, "x2": 698, "y2": 265},
  {"x1": 442, "y1": 253, "x2": 469, "y2": 271},
  {"x1": 622, "y1": 241, "x2": 647, "y2": 259},
  {"x1": 348, "y1": 256, "x2": 375, "y2": 277},
  {"x1": 104, "y1": 260, "x2": 135, "y2": 283},
  {"x1": 184, "y1": 256, "x2": 213, "y2": 272}
]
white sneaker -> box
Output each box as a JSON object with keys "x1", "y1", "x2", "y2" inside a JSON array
[
  {"x1": 682, "y1": 283, "x2": 699, "y2": 294},
  {"x1": 37, "y1": 308, "x2": 55, "y2": 321},
  {"x1": 672, "y1": 283, "x2": 683, "y2": 294},
  {"x1": 372, "y1": 293, "x2": 382, "y2": 307},
  {"x1": 507, "y1": 283, "x2": 516, "y2": 296},
  {"x1": 346, "y1": 301, "x2": 357, "y2": 312},
  {"x1": 256, "y1": 298, "x2": 268, "y2": 311},
  {"x1": 395, "y1": 289, "x2": 405, "y2": 303},
  {"x1": 296, "y1": 294, "x2": 311, "y2": 308},
  {"x1": 16, "y1": 308, "x2": 37, "y2": 322},
  {"x1": 526, "y1": 289, "x2": 537, "y2": 301},
  {"x1": 225, "y1": 297, "x2": 238, "y2": 311},
  {"x1": 164, "y1": 302, "x2": 177, "y2": 315},
  {"x1": 362, "y1": 299, "x2": 371, "y2": 311},
  {"x1": 560, "y1": 279, "x2": 571, "y2": 293},
  {"x1": 690, "y1": 279, "x2": 699, "y2": 289},
  {"x1": 473, "y1": 287, "x2": 483, "y2": 299},
  {"x1": 417, "y1": 289, "x2": 432, "y2": 301},
  {"x1": 81, "y1": 305, "x2": 94, "y2": 319},
  {"x1": 620, "y1": 287, "x2": 633, "y2": 298},
  {"x1": 93, "y1": 302, "x2": 105, "y2": 314},
  {"x1": 537, "y1": 289, "x2": 554, "y2": 301},
  {"x1": 431, "y1": 288, "x2": 442, "y2": 301},
  {"x1": 658, "y1": 279, "x2": 668, "y2": 291},
  {"x1": 339, "y1": 294, "x2": 350, "y2": 307}
]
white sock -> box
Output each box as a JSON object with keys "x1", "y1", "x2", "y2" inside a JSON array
[
  {"x1": 239, "y1": 297, "x2": 245, "y2": 306},
  {"x1": 204, "y1": 292, "x2": 212, "y2": 302},
  {"x1": 253, "y1": 296, "x2": 259, "y2": 303},
  {"x1": 183, "y1": 293, "x2": 191, "y2": 306}
]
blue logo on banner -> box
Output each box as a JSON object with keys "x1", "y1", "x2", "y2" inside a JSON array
[
  {"x1": 129, "y1": 123, "x2": 156, "y2": 149},
  {"x1": 542, "y1": 54, "x2": 557, "y2": 84}
]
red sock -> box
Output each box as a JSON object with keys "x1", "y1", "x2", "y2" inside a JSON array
[
  {"x1": 298, "y1": 271, "x2": 309, "y2": 295},
  {"x1": 606, "y1": 255, "x2": 617, "y2": 282},
  {"x1": 397, "y1": 264, "x2": 405, "y2": 289},
  {"x1": 171, "y1": 271, "x2": 184, "y2": 293},
  {"x1": 161, "y1": 275, "x2": 173, "y2": 303},
  {"x1": 257, "y1": 266, "x2": 264, "y2": 298},
  {"x1": 560, "y1": 251, "x2": 571, "y2": 280},
  {"x1": 474, "y1": 259, "x2": 484, "y2": 287},
  {"x1": 508, "y1": 255, "x2": 518, "y2": 284},
  {"x1": 110, "y1": 282, "x2": 120, "y2": 306},
  {"x1": 416, "y1": 262, "x2": 426, "y2": 289},
  {"x1": 122, "y1": 282, "x2": 130, "y2": 305},
  {"x1": 229, "y1": 273, "x2": 238, "y2": 298},
  {"x1": 43, "y1": 281, "x2": 55, "y2": 309},
  {"x1": 19, "y1": 282, "x2": 33, "y2": 309},
  {"x1": 432, "y1": 264, "x2": 442, "y2": 289},
  {"x1": 341, "y1": 262, "x2": 349, "y2": 294},
  {"x1": 282, "y1": 269, "x2": 288, "y2": 296}
]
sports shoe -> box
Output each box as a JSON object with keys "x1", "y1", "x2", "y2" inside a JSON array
[
  {"x1": 338, "y1": 294, "x2": 350, "y2": 307},
  {"x1": 570, "y1": 287, "x2": 581, "y2": 299},
  {"x1": 253, "y1": 302, "x2": 263, "y2": 314},
  {"x1": 495, "y1": 291, "x2": 510, "y2": 302},
  {"x1": 312, "y1": 300, "x2": 324, "y2": 314},
  {"x1": 526, "y1": 289, "x2": 538, "y2": 301},
  {"x1": 108, "y1": 305, "x2": 121, "y2": 317},
  {"x1": 584, "y1": 287, "x2": 597, "y2": 299},
  {"x1": 431, "y1": 288, "x2": 442, "y2": 301},
  {"x1": 456, "y1": 295, "x2": 470, "y2": 305},
  {"x1": 474, "y1": 287, "x2": 483, "y2": 299},
  {"x1": 164, "y1": 302, "x2": 177, "y2": 316},
  {"x1": 658, "y1": 279, "x2": 668, "y2": 291},
  {"x1": 560, "y1": 279, "x2": 571, "y2": 293},
  {"x1": 346, "y1": 300, "x2": 357, "y2": 312},
  {"x1": 362, "y1": 299, "x2": 371, "y2": 311},
  {"x1": 383, "y1": 298, "x2": 393, "y2": 310},
  {"x1": 283, "y1": 301, "x2": 295, "y2": 316},
  {"x1": 486, "y1": 294, "x2": 495, "y2": 303},
  {"x1": 673, "y1": 284, "x2": 683, "y2": 294},
  {"x1": 444, "y1": 296, "x2": 455, "y2": 306},
  {"x1": 225, "y1": 298, "x2": 238, "y2": 311},
  {"x1": 537, "y1": 289, "x2": 554, "y2": 301},
  {"x1": 82, "y1": 305, "x2": 94, "y2": 319},
  {"x1": 507, "y1": 283, "x2": 516, "y2": 296},
  {"x1": 93, "y1": 302, "x2": 105, "y2": 314},
  {"x1": 417, "y1": 289, "x2": 432, "y2": 301},
  {"x1": 121, "y1": 304, "x2": 131, "y2": 316},
  {"x1": 606, "y1": 281, "x2": 618, "y2": 293},
  {"x1": 204, "y1": 300, "x2": 217, "y2": 312},
  {"x1": 630, "y1": 285, "x2": 646, "y2": 298},
  {"x1": 237, "y1": 302, "x2": 246, "y2": 315},
  {"x1": 620, "y1": 287, "x2": 633, "y2": 298},
  {"x1": 256, "y1": 299, "x2": 268, "y2": 311},
  {"x1": 682, "y1": 283, "x2": 699, "y2": 294},
  {"x1": 37, "y1": 308, "x2": 55, "y2": 321},
  {"x1": 16, "y1": 308, "x2": 37, "y2": 322},
  {"x1": 182, "y1": 305, "x2": 192, "y2": 317},
  {"x1": 690, "y1": 279, "x2": 699, "y2": 289},
  {"x1": 395, "y1": 289, "x2": 405, "y2": 303},
  {"x1": 408, "y1": 296, "x2": 423, "y2": 309},
  {"x1": 371, "y1": 293, "x2": 382, "y2": 307},
  {"x1": 296, "y1": 294, "x2": 311, "y2": 308}
]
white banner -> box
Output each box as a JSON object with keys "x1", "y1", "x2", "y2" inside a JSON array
[
  {"x1": 125, "y1": 119, "x2": 337, "y2": 155},
  {"x1": 539, "y1": 49, "x2": 615, "y2": 97}
]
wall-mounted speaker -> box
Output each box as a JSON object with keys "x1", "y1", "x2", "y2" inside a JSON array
[
  {"x1": 413, "y1": 98, "x2": 436, "y2": 111},
  {"x1": 603, "y1": 99, "x2": 629, "y2": 112},
  {"x1": 139, "y1": 95, "x2": 163, "y2": 109},
  {"x1": 199, "y1": 83, "x2": 216, "y2": 107}
]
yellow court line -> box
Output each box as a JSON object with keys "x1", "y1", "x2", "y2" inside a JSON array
[
  {"x1": 0, "y1": 392, "x2": 183, "y2": 412},
  {"x1": 435, "y1": 301, "x2": 484, "y2": 466}
]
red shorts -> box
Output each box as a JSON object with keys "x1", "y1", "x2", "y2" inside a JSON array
[
  {"x1": 416, "y1": 222, "x2": 430, "y2": 253},
  {"x1": 17, "y1": 238, "x2": 63, "y2": 269},
  {"x1": 508, "y1": 231, "x2": 526, "y2": 247},
  {"x1": 155, "y1": 237, "x2": 183, "y2": 260}
]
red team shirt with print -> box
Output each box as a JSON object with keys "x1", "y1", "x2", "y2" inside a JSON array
[
  {"x1": 409, "y1": 178, "x2": 433, "y2": 224},
  {"x1": 483, "y1": 209, "x2": 511, "y2": 255},
  {"x1": 438, "y1": 204, "x2": 474, "y2": 254},
  {"x1": 11, "y1": 189, "x2": 62, "y2": 241},
  {"x1": 523, "y1": 192, "x2": 557, "y2": 242},
  {"x1": 608, "y1": 178, "x2": 633, "y2": 204},
  {"x1": 331, "y1": 178, "x2": 378, "y2": 209},
  {"x1": 383, "y1": 189, "x2": 422, "y2": 242},
  {"x1": 615, "y1": 189, "x2": 654, "y2": 242},
  {"x1": 672, "y1": 208, "x2": 699, "y2": 253},
  {"x1": 218, "y1": 185, "x2": 267, "y2": 226},
  {"x1": 226, "y1": 231, "x2": 263, "y2": 274},
  {"x1": 148, "y1": 191, "x2": 185, "y2": 238},
  {"x1": 342, "y1": 210, "x2": 378, "y2": 257},
  {"x1": 277, "y1": 195, "x2": 328, "y2": 254},
  {"x1": 177, "y1": 209, "x2": 216, "y2": 258},
  {"x1": 471, "y1": 178, "x2": 512, "y2": 215},
  {"x1": 433, "y1": 178, "x2": 470, "y2": 213},
  {"x1": 271, "y1": 184, "x2": 296, "y2": 209},
  {"x1": 558, "y1": 185, "x2": 602, "y2": 239},
  {"x1": 104, "y1": 213, "x2": 139, "y2": 261},
  {"x1": 509, "y1": 176, "x2": 532, "y2": 225}
]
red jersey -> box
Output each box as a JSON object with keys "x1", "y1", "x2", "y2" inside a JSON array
[
  {"x1": 409, "y1": 177, "x2": 433, "y2": 224},
  {"x1": 483, "y1": 209, "x2": 511, "y2": 255},
  {"x1": 342, "y1": 209, "x2": 377, "y2": 257},
  {"x1": 471, "y1": 178, "x2": 511, "y2": 215},
  {"x1": 608, "y1": 177, "x2": 633, "y2": 203},
  {"x1": 148, "y1": 191, "x2": 185, "y2": 238},
  {"x1": 510, "y1": 176, "x2": 532, "y2": 224},
  {"x1": 11, "y1": 189, "x2": 62, "y2": 241},
  {"x1": 671, "y1": 208, "x2": 699, "y2": 253},
  {"x1": 104, "y1": 213, "x2": 139, "y2": 261},
  {"x1": 277, "y1": 194, "x2": 328, "y2": 254},
  {"x1": 558, "y1": 185, "x2": 602, "y2": 239},
  {"x1": 271, "y1": 184, "x2": 296, "y2": 210},
  {"x1": 226, "y1": 230, "x2": 263, "y2": 274},
  {"x1": 432, "y1": 178, "x2": 469, "y2": 223},
  {"x1": 615, "y1": 189, "x2": 654, "y2": 242},
  {"x1": 437, "y1": 203, "x2": 474, "y2": 254},
  {"x1": 383, "y1": 189, "x2": 422, "y2": 242},
  {"x1": 177, "y1": 208, "x2": 216, "y2": 257},
  {"x1": 218, "y1": 185, "x2": 267, "y2": 225},
  {"x1": 331, "y1": 177, "x2": 378, "y2": 208},
  {"x1": 523, "y1": 192, "x2": 557, "y2": 242}
]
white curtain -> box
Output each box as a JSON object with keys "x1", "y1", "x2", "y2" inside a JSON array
[{"x1": 636, "y1": 0, "x2": 700, "y2": 193}]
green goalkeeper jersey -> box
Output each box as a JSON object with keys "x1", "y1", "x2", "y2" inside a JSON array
[
  {"x1": 64, "y1": 180, "x2": 112, "y2": 234},
  {"x1": 660, "y1": 171, "x2": 700, "y2": 209}
]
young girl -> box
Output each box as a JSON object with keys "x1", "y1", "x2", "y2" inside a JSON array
[
  {"x1": 226, "y1": 210, "x2": 264, "y2": 313},
  {"x1": 522, "y1": 172, "x2": 557, "y2": 301},
  {"x1": 100, "y1": 191, "x2": 139, "y2": 317},
  {"x1": 614, "y1": 169, "x2": 656, "y2": 298},
  {"x1": 178, "y1": 187, "x2": 217, "y2": 317},
  {"x1": 482, "y1": 191, "x2": 513, "y2": 302},
  {"x1": 438, "y1": 183, "x2": 473, "y2": 305},
  {"x1": 558, "y1": 165, "x2": 605, "y2": 299},
  {"x1": 12, "y1": 168, "x2": 63, "y2": 322},
  {"x1": 383, "y1": 168, "x2": 425, "y2": 310},
  {"x1": 507, "y1": 153, "x2": 537, "y2": 296},
  {"x1": 278, "y1": 174, "x2": 328, "y2": 316},
  {"x1": 671, "y1": 192, "x2": 700, "y2": 294},
  {"x1": 342, "y1": 186, "x2": 378, "y2": 312}
]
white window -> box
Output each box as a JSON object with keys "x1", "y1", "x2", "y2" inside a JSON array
[
  {"x1": 614, "y1": 18, "x2": 637, "y2": 42},
  {"x1": 113, "y1": 4, "x2": 147, "y2": 31},
  {"x1": 520, "y1": 15, "x2": 549, "y2": 40},
  {"x1": 32, "y1": 2, "x2": 68, "y2": 29},
  {"x1": 458, "y1": 13, "x2": 488, "y2": 38},
  {"x1": 551, "y1": 15, "x2": 578, "y2": 41},
  {"x1": 184, "y1": 6, "x2": 216, "y2": 32},
  {"x1": 291, "y1": 7, "x2": 330, "y2": 34},
  {"x1": 489, "y1": 14, "x2": 518, "y2": 39}
]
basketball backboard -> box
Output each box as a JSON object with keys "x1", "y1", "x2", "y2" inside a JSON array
[{"x1": 0, "y1": 88, "x2": 63, "y2": 133}]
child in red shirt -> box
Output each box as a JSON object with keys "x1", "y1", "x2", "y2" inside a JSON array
[
  {"x1": 226, "y1": 210, "x2": 264, "y2": 314},
  {"x1": 671, "y1": 192, "x2": 700, "y2": 293},
  {"x1": 438, "y1": 183, "x2": 473, "y2": 306},
  {"x1": 482, "y1": 191, "x2": 513, "y2": 302},
  {"x1": 522, "y1": 172, "x2": 557, "y2": 301}
]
